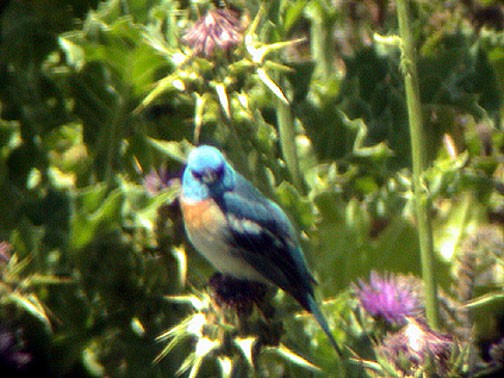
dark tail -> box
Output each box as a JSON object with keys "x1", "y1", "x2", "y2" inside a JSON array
[{"x1": 306, "y1": 294, "x2": 342, "y2": 356}]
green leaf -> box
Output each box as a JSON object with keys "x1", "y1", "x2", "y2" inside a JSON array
[
  {"x1": 147, "y1": 138, "x2": 191, "y2": 163},
  {"x1": 135, "y1": 72, "x2": 184, "y2": 112},
  {"x1": 7, "y1": 292, "x2": 52, "y2": 333},
  {"x1": 433, "y1": 193, "x2": 486, "y2": 262},
  {"x1": 60, "y1": 11, "x2": 170, "y2": 180},
  {"x1": 234, "y1": 336, "x2": 257, "y2": 366},
  {"x1": 266, "y1": 344, "x2": 320, "y2": 372},
  {"x1": 275, "y1": 181, "x2": 314, "y2": 230},
  {"x1": 283, "y1": 1, "x2": 308, "y2": 35},
  {"x1": 257, "y1": 68, "x2": 289, "y2": 104},
  {"x1": 70, "y1": 185, "x2": 124, "y2": 250},
  {"x1": 466, "y1": 291, "x2": 504, "y2": 310}
]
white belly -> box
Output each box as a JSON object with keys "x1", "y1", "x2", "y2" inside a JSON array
[
  {"x1": 181, "y1": 197, "x2": 269, "y2": 284},
  {"x1": 189, "y1": 227, "x2": 268, "y2": 283}
]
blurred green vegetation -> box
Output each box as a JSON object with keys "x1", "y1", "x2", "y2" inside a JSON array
[{"x1": 0, "y1": 0, "x2": 502, "y2": 377}]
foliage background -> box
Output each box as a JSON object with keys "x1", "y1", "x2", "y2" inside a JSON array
[{"x1": 0, "y1": 0, "x2": 503, "y2": 377}]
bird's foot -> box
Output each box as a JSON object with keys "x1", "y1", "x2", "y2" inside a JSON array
[{"x1": 209, "y1": 273, "x2": 268, "y2": 315}]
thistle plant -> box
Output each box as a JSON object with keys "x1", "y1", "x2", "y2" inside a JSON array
[
  {"x1": 0, "y1": 325, "x2": 32, "y2": 374},
  {"x1": 355, "y1": 271, "x2": 423, "y2": 327},
  {"x1": 0, "y1": 0, "x2": 502, "y2": 376},
  {"x1": 0, "y1": 241, "x2": 65, "y2": 375},
  {"x1": 375, "y1": 317, "x2": 454, "y2": 377},
  {"x1": 138, "y1": 0, "x2": 306, "y2": 183},
  {"x1": 353, "y1": 271, "x2": 463, "y2": 376},
  {"x1": 155, "y1": 278, "x2": 320, "y2": 377},
  {"x1": 0, "y1": 242, "x2": 54, "y2": 334}
]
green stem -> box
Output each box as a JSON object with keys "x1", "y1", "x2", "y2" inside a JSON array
[
  {"x1": 104, "y1": 126, "x2": 117, "y2": 186},
  {"x1": 396, "y1": 0, "x2": 440, "y2": 329},
  {"x1": 103, "y1": 90, "x2": 127, "y2": 187},
  {"x1": 276, "y1": 96, "x2": 305, "y2": 193},
  {"x1": 308, "y1": 3, "x2": 334, "y2": 80}
]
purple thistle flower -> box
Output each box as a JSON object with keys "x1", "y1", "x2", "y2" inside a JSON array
[
  {"x1": 0, "y1": 327, "x2": 32, "y2": 372},
  {"x1": 183, "y1": 9, "x2": 243, "y2": 58},
  {"x1": 0, "y1": 241, "x2": 12, "y2": 264},
  {"x1": 489, "y1": 338, "x2": 504, "y2": 368},
  {"x1": 144, "y1": 167, "x2": 180, "y2": 195},
  {"x1": 377, "y1": 317, "x2": 453, "y2": 375},
  {"x1": 355, "y1": 271, "x2": 423, "y2": 325}
]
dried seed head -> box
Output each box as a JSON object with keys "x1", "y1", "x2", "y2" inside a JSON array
[
  {"x1": 183, "y1": 9, "x2": 243, "y2": 58},
  {"x1": 378, "y1": 317, "x2": 454, "y2": 375}
]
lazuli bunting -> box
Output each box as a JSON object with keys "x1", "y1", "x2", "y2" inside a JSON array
[{"x1": 180, "y1": 145, "x2": 340, "y2": 355}]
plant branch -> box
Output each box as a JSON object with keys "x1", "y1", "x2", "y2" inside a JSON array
[{"x1": 396, "y1": 0, "x2": 440, "y2": 329}]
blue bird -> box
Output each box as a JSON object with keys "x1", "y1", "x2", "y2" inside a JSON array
[{"x1": 180, "y1": 145, "x2": 341, "y2": 355}]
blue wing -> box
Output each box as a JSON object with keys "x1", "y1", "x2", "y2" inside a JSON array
[{"x1": 214, "y1": 173, "x2": 316, "y2": 309}]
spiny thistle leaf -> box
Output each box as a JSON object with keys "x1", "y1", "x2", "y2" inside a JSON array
[
  {"x1": 156, "y1": 313, "x2": 207, "y2": 343},
  {"x1": 256, "y1": 68, "x2": 289, "y2": 105},
  {"x1": 234, "y1": 336, "x2": 257, "y2": 366},
  {"x1": 134, "y1": 186, "x2": 181, "y2": 231},
  {"x1": 3, "y1": 254, "x2": 31, "y2": 279},
  {"x1": 188, "y1": 356, "x2": 204, "y2": 378},
  {"x1": 163, "y1": 293, "x2": 210, "y2": 311},
  {"x1": 195, "y1": 337, "x2": 220, "y2": 358},
  {"x1": 171, "y1": 246, "x2": 188, "y2": 288},
  {"x1": 353, "y1": 358, "x2": 386, "y2": 375},
  {"x1": 155, "y1": 313, "x2": 207, "y2": 364},
  {"x1": 7, "y1": 293, "x2": 52, "y2": 333},
  {"x1": 20, "y1": 274, "x2": 72, "y2": 288},
  {"x1": 135, "y1": 72, "x2": 184, "y2": 113},
  {"x1": 178, "y1": 338, "x2": 220, "y2": 378},
  {"x1": 269, "y1": 344, "x2": 321, "y2": 372},
  {"x1": 177, "y1": 351, "x2": 196, "y2": 376},
  {"x1": 466, "y1": 291, "x2": 504, "y2": 309},
  {"x1": 213, "y1": 82, "x2": 231, "y2": 120},
  {"x1": 244, "y1": 6, "x2": 303, "y2": 65},
  {"x1": 147, "y1": 138, "x2": 190, "y2": 163},
  {"x1": 193, "y1": 93, "x2": 208, "y2": 142},
  {"x1": 154, "y1": 336, "x2": 180, "y2": 364},
  {"x1": 217, "y1": 356, "x2": 233, "y2": 378}
]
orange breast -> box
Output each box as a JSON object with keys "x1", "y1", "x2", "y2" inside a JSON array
[{"x1": 180, "y1": 197, "x2": 227, "y2": 236}]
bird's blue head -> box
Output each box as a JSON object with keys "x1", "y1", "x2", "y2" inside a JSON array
[{"x1": 182, "y1": 145, "x2": 235, "y2": 200}]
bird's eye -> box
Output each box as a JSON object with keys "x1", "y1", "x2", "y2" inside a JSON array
[
  {"x1": 192, "y1": 171, "x2": 203, "y2": 180},
  {"x1": 214, "y1": 165, "x2": 224, "y2": 179},
  {"x1": 191, "y1": 165, "x2": 224, "y2": 184}
]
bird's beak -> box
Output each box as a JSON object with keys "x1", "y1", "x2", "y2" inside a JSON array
[{"x1": 202, "y1": 170, "x2": 217, "y2": 184}]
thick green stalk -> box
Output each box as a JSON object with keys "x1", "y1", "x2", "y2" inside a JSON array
[
  {"x1": 276, "y1": 96, "x2": 305, "y2": 193},
  {"x1": 103, "y1": 93, "x2": 126, "y2": 187},
  {"x1": 396, "y1": 0, "x2": 440, "y2": 329},
  {"x1": 308, "y1": 3, "x2": 334, "y2": 80}
]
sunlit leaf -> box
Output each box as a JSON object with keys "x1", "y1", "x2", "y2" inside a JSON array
[
  {"x1": 69, "y1": 186, "x2": 124, "y2": 250},
  {"x1": 213, "y1": 82, "x2": 231, "y2": 120},
  {"x1": 7, "y1": 293, "x2": 52, "y2": 332},
  {"x1": 466, "y1": 292, "x2": 504, "y2": 309},
  {"x1": 234, "y1": 336, "x2": 257, "y2": 366},
  {"x1": 257, "y1": 68, "x2": 289, "y2": 104},
  {"x1": 135, "y1": 73, "x2": 183, "y2": 113},
  {"x1": 217, "y1": 356, "x2": 233, "y2": 378},
  {"x1": 147, "y1": 138, "x2": 190, "y2": 163},
  {"x1": 433, "y1": 193, "x2": 486, "y2": 262},
  {"x1": 266, "y1": 344, "x2": 320, "y2": 372},
  {"x1": 283, "y1": 0, "x2": 308, "y2": 35}
]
